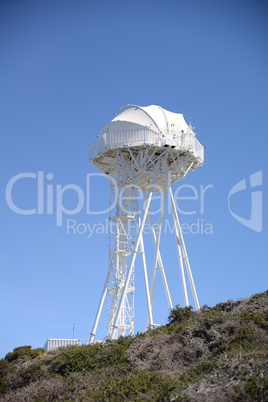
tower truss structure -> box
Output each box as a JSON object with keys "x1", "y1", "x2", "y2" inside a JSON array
[{"x1": 88, "y1": 105, "x2": 204, "y2": 342}]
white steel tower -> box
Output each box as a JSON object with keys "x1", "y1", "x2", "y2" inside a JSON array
[{"x1": 88, "y1": 105, "x2": 204, "y2": 342}]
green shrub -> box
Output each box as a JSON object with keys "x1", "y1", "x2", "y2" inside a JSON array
[
  {"x1": 168, "y1": 305, "x2": 194, "y2": 324},
  {"x1": 17, "y1": 362, "x2": 48, "y2": 387},
  {"x1": 98, "y1": 336, "x2": 134, "y2": 368},
  {"x1": 87, "y1": 370, "x2": 178, "y2": 400},
  {"x1": 148, "y1": 322, "x2": 186, "y2": 337},
  {"x1": 213, "y1": 325, "x2": 256, "y2": 355},
  {"x1": 244, "y1": 373, "x2": 268, "y2": 400},
  {"x1": 150, "y1": 358, "x2": 164, "y2": 370},
  {"x1": 179, "y1": 359, "x2": 218, "y2": 384},
  {"x1": 200, "y1": 304, "x2": 210, "y2": 311},
  {"x1": 47, "y1": 344, "x2": 103, "y2": 375},
  {"x1": 0, "y1": 359, "x2": 9, "y2": 395},
  {"x1": 234, "y1": 326, "x2": 254, "y2": 347},
  {"x1": 5, "y1": 346, "x2": 45, "y2": 363},
  {"x1": 247, "y1": 290, "x2": 268, "y2": 304},
  {"x1": 212, "y1": 302, "x2": 225, "y2": 312},
  {"x1": 240, "y1": 310, "x2": 268, "y2": 330},
  {"x1": 235, "y1": 365, "x2": 268, "y2": 401},
  {"x1": 200, "y1": 304, "x2": 228, "y2": 325},
  {"x1": 1, "y1": 292, "x2": 267, "y2": 400},
  {"x1": 47, "y1": 337, "x2": 135, "y2": 377}
]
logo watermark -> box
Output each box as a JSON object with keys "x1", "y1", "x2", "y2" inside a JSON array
[
  {"x1": 5, "y1": 171, "x2": 213, "y2": 226},
  {"x1": 66, "y1": 217, "x2": 213, "y2": 239},
  {"x1": 228, "y1": 170, "x2": 262, "y2": 233},
  {"x1": 5, "y1": 170, "x2": 263, "y2": 235}
]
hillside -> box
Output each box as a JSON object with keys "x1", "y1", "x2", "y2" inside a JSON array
[{"x1": 0, "y1": 291, "x2": 267, "y2": 401}]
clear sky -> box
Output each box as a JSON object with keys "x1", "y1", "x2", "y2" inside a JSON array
[{"x1": 0, "y1": 0, "x2": 267, "y2": 358}]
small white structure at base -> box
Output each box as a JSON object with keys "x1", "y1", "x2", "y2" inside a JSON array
[{"x1": 44, "y1": 338, "x2": 81, "y2": 352}]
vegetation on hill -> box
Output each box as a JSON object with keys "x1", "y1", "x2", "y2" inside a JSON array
[{"x1": 0, "y1": 291, "x2": 267, "y2": 401}]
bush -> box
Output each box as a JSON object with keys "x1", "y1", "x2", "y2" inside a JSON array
[
  {"x1": 247, "y1": 290, "x2": 268, "y2": 304},
  {"x1": 179, "y1": 358, "x2": 218, "y2": 384},
  {"x1": 1, "y1": 292, "x2": 267, "y2": 400},
  {"x1": 87, "y1": 370, "x2": 178, "y2": 400},
  {"x1": 234, "y1": 326, "x2": 254, "y2": 347},
  {"x1": 5, "y1": 346, "x2": 45, "y2": 363},
  {"x1": 241, "y1": 310, "x2": 268, "y2": 330},
  {"x1": 97, "y1": 336, "x2": 134, "y2": 368},
  {"x1": 168, "y1": 305, "x2": 194, "y2": 324},
  {"x1": 47, "y1": 344, "x2": 103, "y2": 375},
  {"x1": 244, "y1": 373, "x2": 268, "y2": 400},
  {"x1": 17, "y1": 362, "x2": 48, "y2": 387},
  {"x1": 47, "y1": 337, "x2": 135, "y2": 376},
  {"x1": 0, "y1": 359, "x2": 9, "y2": 394}
]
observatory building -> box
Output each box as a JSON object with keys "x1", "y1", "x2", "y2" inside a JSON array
[{"x1": 88, "y1": 104, "x2": 204, "y2": 342}]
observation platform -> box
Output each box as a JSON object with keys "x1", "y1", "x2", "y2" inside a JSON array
[{"x1": 88, "y1": 105, "x2": 204, "y2": 190}]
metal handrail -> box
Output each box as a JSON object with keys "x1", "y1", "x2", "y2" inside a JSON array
[{"x1": 89, "y1": 128, "x2": 204, "y2": 162}]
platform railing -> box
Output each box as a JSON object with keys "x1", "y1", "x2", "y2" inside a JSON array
[
  {"x1": 89, "y1": 129, "x2": 204, "y2": 163},
  {"x1": 43, "y1": 338, "x2": 91, "y2": 351}
]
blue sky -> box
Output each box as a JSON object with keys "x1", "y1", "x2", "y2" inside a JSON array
[{"x1": 0, "y1": 0, "x2": 267, "y2": 358}]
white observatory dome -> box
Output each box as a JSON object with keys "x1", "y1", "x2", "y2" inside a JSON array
[
  {"x1": 88, "y1": 104, "x2": 204, "y2": 189},
  {"x1": 99, "y1": 104, "x2": 189, "y2": 137}
]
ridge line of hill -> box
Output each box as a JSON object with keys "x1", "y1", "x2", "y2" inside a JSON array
[{"x1": 0, "y1": 291, "x2": 267, "y2": 401}]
